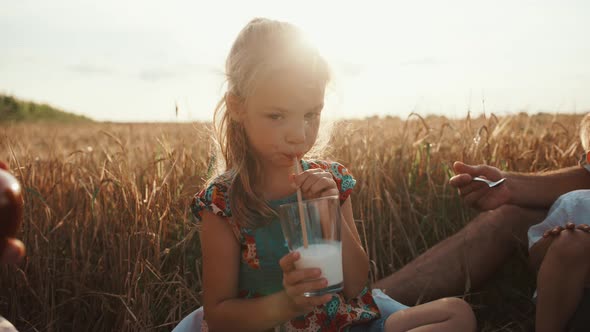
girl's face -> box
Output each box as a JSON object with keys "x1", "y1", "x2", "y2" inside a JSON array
[{"x1": 239, "y1": 70, "x2": 326, "y2": 170}]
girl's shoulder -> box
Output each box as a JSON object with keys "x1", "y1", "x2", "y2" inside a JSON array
[
  {"x1": 191, "y1": 171, "x2": 234, "y2": 222},
  {"x1": 303, "y1": 159, "x2": 357, "y2": 203},
  {"x1": 190, "y1": 160, "x2": 359, "y2": 221}
]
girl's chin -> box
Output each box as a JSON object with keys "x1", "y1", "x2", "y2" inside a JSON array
[
  {"x1": 269, "y1": 155, "x2": 298, "y2": 168},
  {"x1": 256, "y1": 153, "x2": 306, "y2": 169}
]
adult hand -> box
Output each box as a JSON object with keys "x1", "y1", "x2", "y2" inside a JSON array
[
  {"x1": 279, "y1": 251, "x2": 332, "y2": 315},
  {"x1": 0, "y1": 161, "x2": 25, "y2": 264},
  {"x1": 1, "y1": 239, "x2": 25, "y2": 264},
  {"x1": 449, "y1": 161, "x2": 510, "y2": 211}
]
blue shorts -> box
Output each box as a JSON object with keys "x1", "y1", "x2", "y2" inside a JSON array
[{"x1": 349, "y1": 289, "x2": 410, "y2": 332}]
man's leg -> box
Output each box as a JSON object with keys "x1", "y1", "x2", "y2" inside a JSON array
[{"x1": 373, "y1": 205, "x2": 546, "y2": 305}]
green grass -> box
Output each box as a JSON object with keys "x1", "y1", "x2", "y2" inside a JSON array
[{"x1": 0, "y1": 94, "x2": 93, "y2": 123}]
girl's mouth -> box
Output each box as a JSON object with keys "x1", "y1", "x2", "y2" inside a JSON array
[{"x1": 285, "y1": 152, "x2": 303, "y2": 160}]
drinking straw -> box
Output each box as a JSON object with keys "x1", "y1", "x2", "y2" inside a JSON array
[{"x1": 294, "y1": 157, "x2": 309, "y2": 248}]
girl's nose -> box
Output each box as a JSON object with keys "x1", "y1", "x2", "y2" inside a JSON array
[{"x1": 286, "y1": 121, "x2": 306, "y2": 145}]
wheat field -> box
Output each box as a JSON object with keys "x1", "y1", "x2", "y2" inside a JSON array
[{"x1": 0, "y1": 113, "x2": 585, "y2": 331}]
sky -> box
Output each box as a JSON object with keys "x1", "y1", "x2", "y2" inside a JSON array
[{"x1": 1, "y1": 0, "x2": 589, "y2": 122}]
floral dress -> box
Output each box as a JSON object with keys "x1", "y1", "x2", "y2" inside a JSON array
[{"x1": 191, "y1": 160, "x2": 381, "y2": 331}]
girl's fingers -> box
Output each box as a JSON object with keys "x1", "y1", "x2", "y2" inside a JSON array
[
  {"x1": 319, "y1": 187, "x2": 340, "y2": 198},
  {"x1": 576, "y1": 224, "x2": 590, "y2": 232},
  {"x1": 305, "y1": 177, "x2": 337, "y2": 197},
  {"x1": 299, "y1": 172, "x2": 331, "y2": 193},
  {"x1": 279, "y1": 251, "x2": 300, "y2": 273},
  {"x1": 550, "y1": 226, "x2": 563, "y2": 235},
  {"x1": 565, "y1": 222, "x2": 576, "y2": 230},
  {"x1": 544, "y1": 226, "x2": 563, "y2": 237},
  {"x1": 293, "y1": 294, "x2": 332, "y2": 308},
  {"x1": 285, "y1": 278, "x2": 328, "y2": 297},
  {"x1": 291, "y1": 169, "x2": 321, "y2": 185},
  {"x1": 293, "y1": 171, "x2": 338, "y2": 199},
  {"x1": 283, "y1": 268, "x2": 322, "y2": 286}
]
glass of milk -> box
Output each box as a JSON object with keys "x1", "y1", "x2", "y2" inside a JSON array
[{"x1": 278, "y1": 195, "x2": 343, "y2": 297}]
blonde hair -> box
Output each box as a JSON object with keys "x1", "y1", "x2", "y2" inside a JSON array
[
  {"x1": 210, "y1": 18, "x2": 332, "y2": 228},
  {"x1": 581, "y1": 113, "x2": 590, "y2": 151}
]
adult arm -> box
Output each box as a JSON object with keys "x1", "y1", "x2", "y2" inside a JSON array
[
  {"x1": 340, "y1": 197, "x2": 370, "y2": 299},
  {"x1": 507, "y1": 166, "x2": 590, "y2": 209},
  {"x1": 450, "y1": 162, "x2": 590, "y2": 210}
]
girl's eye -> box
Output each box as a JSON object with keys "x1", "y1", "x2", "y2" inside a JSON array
[
  {"x1": 305, "y1": 112, "x2": 320, "y2": 121},
  {"x1": 268, "y1": 113, "x2": 283, "y2": 120}
]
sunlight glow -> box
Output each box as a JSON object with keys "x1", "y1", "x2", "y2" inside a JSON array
[{"x1": 1, "y1": 0, "x2": 589, "y2": 121}]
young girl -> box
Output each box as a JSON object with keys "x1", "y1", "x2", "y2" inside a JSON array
[
  {"x1": 176, "y1": 18, "x2": 476, "y2": 331},
  {"x1": 528, "y1": 189, "x2": 590, "y2": 332},
  {"x1": 527, "y1": 116, "x2": 590, "y2": 332}
]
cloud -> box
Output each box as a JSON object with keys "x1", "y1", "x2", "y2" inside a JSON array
[
  {"x1": 570, "y1": 73, "x2": 590, "y2": 81},
  {"x1": 400, "y1": 57, "x2": 443, "y2": 66},
  {"x1": 67, "y1": 64, "x2": 115, "y2": 75},
  {"x1": 138, "y1": 68, "x2": 177, "y2": 81},
  {"x1": 138, "y1": 63, "x2": 222, "y2": 82},
  {"x1": 336, "y1": 62, "x2": 365, "y2": 77}
]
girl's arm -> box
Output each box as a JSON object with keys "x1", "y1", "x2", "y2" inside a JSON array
[
  {"x1": 340, "y1": 197, "x2": 370, "y2": 299},
  {"x1": 200, "y1": 210, "x2": 301, "y2": 331}
]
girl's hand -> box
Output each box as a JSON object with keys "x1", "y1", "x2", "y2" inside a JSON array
[
  {"x1": 543, "y1": 225, "x2": 566, "y2": 238},
  {"x1": 279, "y1": 251, "x2": 332, "y2": 315},
  {"x1": 543, "y1": 222, "x2": 590, "y2": 238},
  {"x1": 449, "y1": 161, "x2": 510, "y2": 211},
  {"x1": 291, "y1": 169, "x2": 338, "y2": 200}
]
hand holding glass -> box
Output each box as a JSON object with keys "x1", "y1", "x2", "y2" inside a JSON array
[{"x1": 279, "y1": 195, "x2": 343, "y2": 297}]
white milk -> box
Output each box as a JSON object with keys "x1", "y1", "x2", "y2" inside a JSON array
[{"x1": 295, "y1": 242, "x2": 343, "y2": 286}]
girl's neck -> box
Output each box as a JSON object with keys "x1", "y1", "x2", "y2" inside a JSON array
[{"x1": 255, "y1": 163, "x2": 297, "y2": 201}]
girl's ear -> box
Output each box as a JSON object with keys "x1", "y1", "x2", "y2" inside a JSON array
[{"x1": 226, "y1": 92, "x2": 246, "y2": 122}]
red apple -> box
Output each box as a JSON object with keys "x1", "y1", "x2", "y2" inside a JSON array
[{"x1": 0, "y1": 166, "x2": 23, "y2": 238}]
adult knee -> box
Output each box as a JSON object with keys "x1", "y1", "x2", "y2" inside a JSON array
[
  {"x1": 477, "y1": 205, "x2": 544, "y2": 244},
  {"x1": 474, "y1": 205, "x2": 527, "y2": 238}
]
